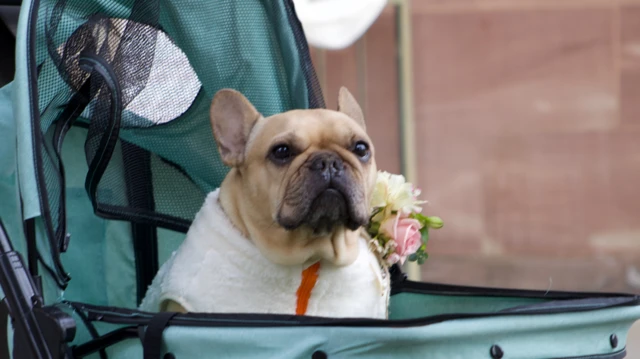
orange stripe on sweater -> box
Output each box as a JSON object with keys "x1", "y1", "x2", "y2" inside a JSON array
[{"x1": 295, "y1": 262, "x2": 321, "y2": 315}]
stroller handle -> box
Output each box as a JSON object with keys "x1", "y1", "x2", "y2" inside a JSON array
[
  {"x1": 0, "y1": 218, "x2": 53, "y2": 359},
  {"x1": 0, "y1": 218, "x2": 15, "y2": 254}
]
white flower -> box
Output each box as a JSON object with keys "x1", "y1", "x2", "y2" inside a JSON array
[
  {"x1": 383, "y1": 238, "x2": 397, "y2": 254},
  {"x1": 370, "y1": 171, "x2": 425, "y2": 222},
  {"x1": 369, "y1": 238, "x2": 385, "y2": 255},
  {"x1": 386, "y1": 253, "x2": 402, "y2": 265},
  {"x1": 370, "y1": 171, "x2": 392, "y2": 209}
]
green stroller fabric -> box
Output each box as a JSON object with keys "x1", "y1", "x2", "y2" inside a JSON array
[
  {"x1": 11, "y1": 0, "x2": 324, "y2": 309},
  {"x1": 1, "y1": 0, "x2": 640, "y2": 358}
]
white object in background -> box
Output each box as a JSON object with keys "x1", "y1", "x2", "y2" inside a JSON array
[{"x1": 293, "y1": 0, "x2": 387, "y2": 50}]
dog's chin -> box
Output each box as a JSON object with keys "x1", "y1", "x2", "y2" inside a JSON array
[{"x1": 277, "y1": 188, "x2": 366, "y2": 235}]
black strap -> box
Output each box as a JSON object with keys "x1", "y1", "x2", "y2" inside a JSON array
[
  {"x1": 0, "y1": 14, "x2": 16, "y2": 87},
  {"x1": 389, "y1": 264, "x2": 407, "y2": 293},
  {"x1": 0, "y1": 300, "x2": 9, "y2": 359},
  {"x1": 23, "y1": 218, "x2": 38, "y2": 279},
  {"x1": 143, "y1": 312, "x2": 178, "y2": 359},
  {"x1": 52, "y1": 79, "x2": 92, "y2": 255},
  {"x1": 67, "y1": 302, "x2": 107, "y2": 359},
  {"x1": 283, "y1": 0, "x2": 325, "y2": 109},
  {"x1": 131, "y1": 220, "x2": 158, "y2": 306},
  {"x1": 122, "y1": 141, "x2": 158, "y2": 306}
]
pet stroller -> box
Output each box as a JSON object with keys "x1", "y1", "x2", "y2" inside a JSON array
[{"x1": 0, "y1": 0, "x2": 639, "y2": 358}]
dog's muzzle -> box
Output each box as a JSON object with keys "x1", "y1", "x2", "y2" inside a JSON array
[
  {"x1": 304, "y1": 152, "x2": 365, "y2": 234},
  {"x1": 277, "y1": 151, "x2": 368, "y2": 233}
]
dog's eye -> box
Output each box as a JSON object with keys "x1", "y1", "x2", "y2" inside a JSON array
[
  {"x1": 270, "y1": 144, "x2": 293, "y2": 163},
  {"x1": 353, "y1": 141, "x2": 370, "y2": 161}
]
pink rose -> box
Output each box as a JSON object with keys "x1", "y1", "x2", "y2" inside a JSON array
[{"x1": 380, "y1": 215, "x2": 423, "y2": 264}]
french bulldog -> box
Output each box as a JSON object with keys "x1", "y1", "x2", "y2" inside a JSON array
[{"x1": 139, "y1": 87, "x2": 389, "y2": 318}]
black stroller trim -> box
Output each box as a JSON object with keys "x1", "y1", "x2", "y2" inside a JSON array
[
  {"x1": 71, "y1": 326, "x2": 138, "y2": 359},
  {"x1": 392, "y1": 279, "x2": 640, "y2": 301},
  {"x1": 283, "y1": 0, "x2": 325, "y2": 110},
  {"x1": 27, "y1": 0, "x2": 72, "y2": 288},
  {"x1": 64, "y1": 288, "x2": 639, "y2": 329},
  {"x1": 142, "y1": 311, "x2": 178, "y2": 359},
  {"x1": 78, "y1": 54, "x2": 123, "y2": 221},
  {"x1": 68, "y1": 309, "x2": 630, "y2": 359}
]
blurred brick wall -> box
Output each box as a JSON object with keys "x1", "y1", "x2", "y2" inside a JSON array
[{"x1": 310, "y1": 0, "x2": 640, "y2": 294}]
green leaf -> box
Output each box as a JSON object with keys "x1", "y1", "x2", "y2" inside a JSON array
[
  {"x1": 420, "y1": 227, "x2": 429, "y2": 245},
  {"x1": 426, "y1": 216, "x2": 444, "y2": 229},
  {"x1": 410, "y1": 213, "x2": 429, "y2": 227},
  {"x1": 408, "y1": 253, "x2": 418, "y2": 262},
  {"x1": 368, "y1": 221, "x2": 380, "y2": 234},
  {"x1": 417, "y1": 256, "x2": 425, "y2": 265},
  {"x1": 377, "y1": 233, "x2": 391, "y2": 244}
]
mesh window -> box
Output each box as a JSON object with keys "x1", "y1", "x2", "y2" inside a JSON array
[
  {"x1": 43, "y1": 11, "x2": 207, "y2": 236},
  {"x1": 30, "y1": 0, "x2": 326, "y2": 288}
]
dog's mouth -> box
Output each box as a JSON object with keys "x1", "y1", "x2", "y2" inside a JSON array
[
  {"x1": 276, "y1": 152, "x2": 369, "y2": 234},
  {"x1": 305, "y1": 188, "x2": 354, "y2": 235},
  {"x1": 277, "y1": 185, "x2": 366, "y2": 234}
]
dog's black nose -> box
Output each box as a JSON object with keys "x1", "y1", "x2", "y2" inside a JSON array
[{"x1": 310, "y1": 152, "x2": 344, "y2": 178}]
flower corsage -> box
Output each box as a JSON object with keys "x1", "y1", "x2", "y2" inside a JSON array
[{"x1": 367, "y1": 171, "x2": 443, "y2": 267}]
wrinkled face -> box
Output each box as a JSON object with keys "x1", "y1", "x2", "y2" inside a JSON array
[{"x1": 242, "y1": 109, "x2": 377, "y2": 235}]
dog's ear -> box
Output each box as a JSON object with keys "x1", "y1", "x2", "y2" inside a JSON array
[
  {"x1": 337, "y1": 87, "x2": 365, "y2": 130},
  {"x1": 210, "y1": 89, "x2": 261, "y2": 167}
]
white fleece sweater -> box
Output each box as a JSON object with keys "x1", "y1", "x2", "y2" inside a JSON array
[{"x1": 139, "y1": 189, "x2": 390, "y2": 318}]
